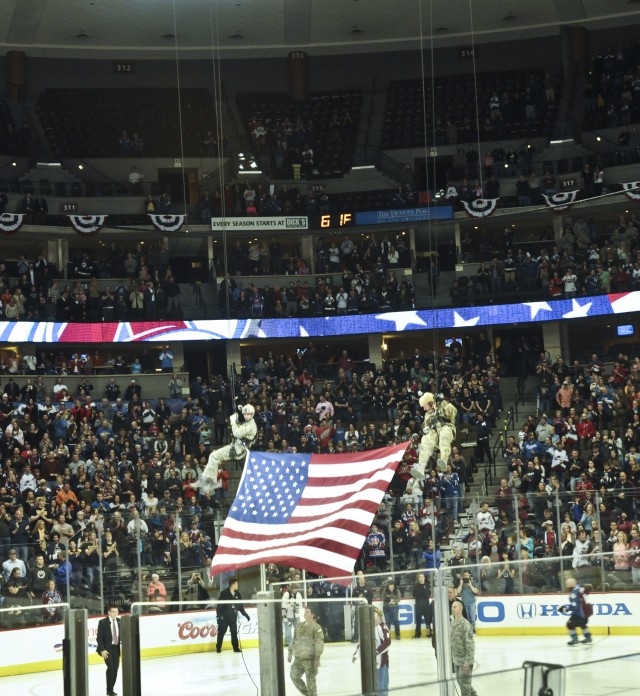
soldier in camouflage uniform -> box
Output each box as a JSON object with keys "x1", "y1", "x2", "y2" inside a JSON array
[
  {"x1": 450, "y1": 598, "x2": 478, "y2": 696},
  {"x1": 411, "y1": 392, "x2": 457, "y2": 480},
  {"x1": 288, "y1": 606, "x2": 324, "y2": 696}
]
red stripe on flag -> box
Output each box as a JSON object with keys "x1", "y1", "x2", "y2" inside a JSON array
[
  {"x1": 211, "y1": 555, "x2": 353, "y2": 582},
  {"x1": 220, "y1": 517, "x2": 371, "y2": 543},
  {"x1": 216, "y1": 537, "x2": 357, "y2": 562},
  {"x1": 294, "y1": 480, "x2": 390, "y2": 507}
]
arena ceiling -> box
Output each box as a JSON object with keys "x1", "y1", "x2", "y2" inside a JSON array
[{"x1": 1, "y1": 0, "x2": 639, "y2": 59}]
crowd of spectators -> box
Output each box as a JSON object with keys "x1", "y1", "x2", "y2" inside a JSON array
[
  {"x1": 0, "y1": 347, "x2": 182, "y2": 382},
  {"x1": 217, "y1": 231, "x2": 414, "y2": 318},
  {"x1": 354, "y1": 348, "x2": 640, "y2": 593},
  {"x1": 198, "y1": 181, "x2": 422, "y2": 223},
  {"x1": 442, "y1": 141, "x2": 609, "y2": 211},
  {"x1": 0, "y1": 243, "x2": 183, "y2": 322},
  {"x1": 2, "y1": 330, "x2": 639, "y2": 621},
  {"x1": 584, "y1": 45, "x2": 640, "y2": 130},
  {"x1": 240, "y1": 92, "x2": 359, "y2": 178},
  {"x1": 473, "y1": 354, "x2": 640, "y2": 588},
  {"x1": 437, "y1": 349, "x2": 640, "y2": 593},
  {"x1": 383, "y1": 68, "x2": 555, "y2": 150},
  {"x1": 0, "y1": 335, "x2": 508, "y2": 612},
  {"x1": 451, "y1": 212, "x2": 640, "y2": 304},
  {"x1": 6, "y1": 328, "x2": 638, "y2": 619},
  {"x1": 0, "y1": 357, "x2": 234, "y2": 617}
]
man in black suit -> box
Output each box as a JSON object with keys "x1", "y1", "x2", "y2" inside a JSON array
[
  {"x1": 216, "y1": 578, "x2": 250, "y2": 653},
  {"x1": 96, "y1": 605, "x2": 121, "y2": 696}
]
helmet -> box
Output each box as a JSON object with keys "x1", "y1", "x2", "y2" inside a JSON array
[
  {"x1": 241, "y1": 404, "x2": 255, "y2": 417},
  {"x1": 419, "y1": 392, "x2": 435, "y2": 409}
]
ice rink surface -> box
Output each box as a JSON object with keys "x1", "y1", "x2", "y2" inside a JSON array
[{"x1": 2, "y1": 635, "x2": 638, "y2": 695}]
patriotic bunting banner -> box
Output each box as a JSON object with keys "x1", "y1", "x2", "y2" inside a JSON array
[
  {"x1": 209, "y1": 442, "x2": 408, "y2": 582},
  {"x1": 149, "y1": 214, "x2": 187, "y2": 232},
  {"x1": 542, "y1": 190, "x2": 579, "y2": 212},
  {"x1": 461, "y1": 198, "x2": 498, "y2": 218},
  {"x1": 0, "y1": 213, "x2": 24, "y2": 236},
  {"x1": 69, "y1": 215, "x2": 108, "y2": 235},
  {"x1": 622, "y1": 181, "x2": 640, "y2": 201}
]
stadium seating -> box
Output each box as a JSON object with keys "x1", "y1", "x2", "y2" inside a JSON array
[
  {"x1": 236, "y1": 90, "x2": 362, "y2": 176},
  {"x1": 36, "y1": 88, "x2": 217, "y2": 158},
  {"x1": 382, "y1": 68, "x2": 558, "y2": 149}
]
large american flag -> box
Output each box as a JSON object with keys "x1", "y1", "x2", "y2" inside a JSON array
[{"x1": 210, "y1": 442, "x2": 407, "y2": 581}]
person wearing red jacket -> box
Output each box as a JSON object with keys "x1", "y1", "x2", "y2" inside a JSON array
[
  {"x1": 576, "y1": 414, "x2": 595, "y2": 454},
  {"x1": 215, "y1": 463, "x2": 229, "y2": 506}
]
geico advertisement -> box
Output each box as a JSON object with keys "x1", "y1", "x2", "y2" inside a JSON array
[
  {"x1": 474, "y1": 593, "x2": 637, "y2": 627},
  {"x1": 375, "y1": 594, "x2": 639, "y2": 628}
]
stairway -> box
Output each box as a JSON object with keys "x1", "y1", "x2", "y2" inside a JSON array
[
  {"x1": 440, "y1": 375, "x2": 538, "y2": 556},
  {"x1": 8, "y1": 97, "x2": 54, "y2": 162},
  {"x1": 553, "y1": 73, "x2": 588, "y2": 141},
  {"x1": 20, "y1": 164, "x2": 81, "y2": 185},
  {"x1": 178, "y1": 282, "x2": 218, "y2": 319},
  {"x1": 353, "y1": 79, "x2": 387, "y2": 167},
  {"x1": 412, "y1": 269, "x2": 454, "y2": 310},
  {"x1": 219, "y1": 87, "x2": 250, "y2": 160}
]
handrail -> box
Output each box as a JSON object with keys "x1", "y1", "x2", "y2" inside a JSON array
[
  {"x1": 590, "y1": 130, "x2": 619, "y2": 149},
  {"x1": 72, "y1": 158, "x2": 118, "y2": 184},
  {"x1": 199, "y1": 157, "x2": 235, "y2": 194},
  {"x1": 486, "y1": 403, "x2": 517, "y2": 489},
  {"x1": 0, "y1": 601, "x2": 71, "y2": 615},
  {"x1": 515, "y1": 376, "x2": 527, "y2": 414},
  {"x1": 377, "y1": 151, "x2": 416, "y2": 187}
]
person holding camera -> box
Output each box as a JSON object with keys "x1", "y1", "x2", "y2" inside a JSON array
[
  {"x1": 497, "y1": 554, "x2": 516, "y2": 594},
  {"x1": 159, "y1": 345, "x2": 174, "y2": 373},
  {"x1": 282, "y1": 583, "x2": 304, "y2": 647},
  {"x1": 456, "y1": 570, "x2": 479, "y2": 631},
  {"x1": 185, "y1": 572, "x2": 209, "y2": 609},
  {"x1": 147, "y1": 572, "x2": 167, "y2": 608}
]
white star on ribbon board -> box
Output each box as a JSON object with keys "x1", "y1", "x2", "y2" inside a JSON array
[
  {"x1": 375, "y1": 311, "x2": 428, "y2": 331},
  {"x1": 562, "y1": 299, "x2": 592, "y2": 319},
  {"x1": 523, "y1": 301, "x2": 553, "y2": 319},
  {"x1": 453, "y1": 311, "x2": 480, "y2": 327}
]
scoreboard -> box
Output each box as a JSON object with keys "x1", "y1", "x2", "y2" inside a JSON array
[{"x1": 318, "y1": 212, "x2": 356, "y2": 229}]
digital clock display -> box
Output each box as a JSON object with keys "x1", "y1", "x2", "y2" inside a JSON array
[{"x1": 319, "y1": 213, "x2": 355, "y2": 229}]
